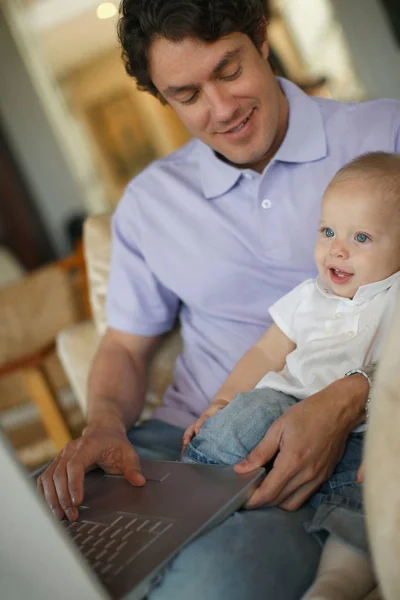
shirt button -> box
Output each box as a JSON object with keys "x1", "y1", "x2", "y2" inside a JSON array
[
  {"x1": 261, "y1": 199, "x2": 272, "y2": 209},
  {"x1": 335, "y1": 313, "x2": 343, "y2": 318},
  {"x1": 346, "y1": 331, "x2": 356, "y2": 338},
  {"x1": 243, "y1": 171, "x2": 253, "y2": 180}
]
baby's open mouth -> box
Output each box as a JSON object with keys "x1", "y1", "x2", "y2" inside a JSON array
[{"x1": 329, "y1": 268, "x2": 353, "y2": 284}]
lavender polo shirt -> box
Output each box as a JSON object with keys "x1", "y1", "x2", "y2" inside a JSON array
[{"x1": 106, "y1": 78, "x2": 400, "y2": 429}]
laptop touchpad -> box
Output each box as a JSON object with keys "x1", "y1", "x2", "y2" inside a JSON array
[{"x1": 140, "y1": 461, "x2": 172, "y2": 482}]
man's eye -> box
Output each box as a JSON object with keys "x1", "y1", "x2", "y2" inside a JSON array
[
  {"x1": 356, "y1": 233, "x2": 369, "y2": 243},
  {"x1": 181, "y1": 91, "x2": 199, "y2": 105},
  {"x1": 324, "y1": 228, "x2": 334, "y2": 238},
  {"x1": 221, "y1": 67, "x2": 242, "y2": 81}
]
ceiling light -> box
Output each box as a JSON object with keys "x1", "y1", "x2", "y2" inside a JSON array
[{"x1": 96, "y1": 2, "x2": 118, "y2": 20}]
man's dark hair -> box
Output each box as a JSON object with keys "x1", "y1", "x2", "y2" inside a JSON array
[{"x1": 118, "y1": 0, "x2": 268, "y2": 100}]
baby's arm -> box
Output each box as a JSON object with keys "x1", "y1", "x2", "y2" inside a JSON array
[{"x1": 182, "y1": 323, "x2": 295, "y2": 449}]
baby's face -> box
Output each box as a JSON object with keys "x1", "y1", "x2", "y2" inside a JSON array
[{"x1": 314, "y1": 179, "x2": 400, "y2": 299}]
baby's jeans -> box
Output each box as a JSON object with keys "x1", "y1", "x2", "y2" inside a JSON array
[{"x1": 182, "y1": 388, "x2": 368, "y2": 555}]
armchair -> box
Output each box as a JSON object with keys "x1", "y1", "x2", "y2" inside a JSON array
[{"x1": 57, "y1": 214, "x2": 387, "y2": 600}]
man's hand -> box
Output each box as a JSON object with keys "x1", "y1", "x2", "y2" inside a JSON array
[
  {"x1": 234, "y1": 377, "x2": 367, "y2": 511},
  {"x1": 182, "y1": 399, "x2": 228, "y2": 453},
  {"x1": 37, "y1": 427, "x2": 145, "y2": 521}
]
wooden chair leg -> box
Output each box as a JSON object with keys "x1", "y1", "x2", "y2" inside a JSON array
[{"x1": 23, "y1": 365, "x2": 72, "y2": 452}]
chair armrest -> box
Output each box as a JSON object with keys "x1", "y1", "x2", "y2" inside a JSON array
[
  {"x1": 0, "y1": 342, "x2": 55, "y2": 378},
  {"x1": 56, "y1": 321, "x2": 100, "y2": 414}
]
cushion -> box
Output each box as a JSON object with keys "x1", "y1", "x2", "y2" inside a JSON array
[{"x1": 84, "y1": 215, "x2": 112, "y2": 336}]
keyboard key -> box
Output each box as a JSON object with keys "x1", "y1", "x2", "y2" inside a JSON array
[
  {"x1": 100, "y1": 564, "x2": 113, "y2": 576},
  {"x1": 110, "y1": 529, "x2": 123, "y2": 539},
  {"x1": 116, "y1": 541, "x2": 127, "y2": 552},
  {"x1": 124, "y1": 518, "x2": 138, "y2": 529}
]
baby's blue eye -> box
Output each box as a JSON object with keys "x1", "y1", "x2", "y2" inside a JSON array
[
  {"x1": 325, "y1": 228, "x2": 334, "y2": 238},
  {"x1": 356, "y1": 233, "x2": 369, "y2": 243}
]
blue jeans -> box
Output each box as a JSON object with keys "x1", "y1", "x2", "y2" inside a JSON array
[
  {"x1": 182, "y1": 388, "x2": 368, "y2": 556},
  {"x1": 125, "y1": 418, "x2": 322, "y2": 600}
]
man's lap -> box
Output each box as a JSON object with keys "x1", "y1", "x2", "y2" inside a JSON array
[
  {"x1": 127, "y1": 418, "x2": 184, "y2": 461},
  {"x1": 149, "y1": 502, "x2": 321, "y2": 600},
  {"x1": 126, "y1": 418, "x2": 322, "y2": 600}
]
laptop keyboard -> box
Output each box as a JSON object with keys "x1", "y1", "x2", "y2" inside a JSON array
[{"x1": 62, "y1": 508, "x2": 174, "y2": 585}]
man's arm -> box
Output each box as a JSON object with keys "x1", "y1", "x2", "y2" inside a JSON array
[
  {"x1": 86, "y1": 327, "x2": 159, "y2": 432},
  {"x1": 235, "y1": 373, "x2": 369, "y2": 511},
  {"x1": 37, "y1": 327, "x2": 160, "y2": 520}
]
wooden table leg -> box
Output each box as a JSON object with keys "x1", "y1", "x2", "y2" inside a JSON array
[{"x1": 23, "y1": 365, "x2": 72, "y2": 452}]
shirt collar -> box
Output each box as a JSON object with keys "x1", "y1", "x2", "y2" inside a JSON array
[
  {"x1": 195, "y1": 77, "x2": 327, "y2": 200},
  {"x1": 197, "y1": 141, "x2": 242, "y2": 199},
  {"x1": 273, "y1": 78, "x2": 327, "y2": 164},
  {"x1": 316, "y1": 270, "x2": 400, "y2": 304}
]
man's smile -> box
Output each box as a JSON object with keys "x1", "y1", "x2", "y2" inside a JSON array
[{"x1": 217, "y1": 108, "x2": 256, "y2": 136}]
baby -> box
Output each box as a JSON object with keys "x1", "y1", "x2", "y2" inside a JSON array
[{"x1": 182, "y1": 151, "x2": 400, "y2": 600}]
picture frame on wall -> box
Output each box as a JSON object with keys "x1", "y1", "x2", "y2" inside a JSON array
[{"x1": 86, "y1": 90, "x2": 157, "y2": 187}]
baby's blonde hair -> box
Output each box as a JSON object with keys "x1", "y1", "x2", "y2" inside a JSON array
[{"x1": 331, "y1": 152, "x2": 400, "y2": 201}]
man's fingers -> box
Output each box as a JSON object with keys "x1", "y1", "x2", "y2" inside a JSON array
[
  {"x1": 263, "y1": 457, "x2": 323, "y2": 508},
  {"x1": 38, "y1": 458, "x2": 65, "y2": 519},
  {"x1": 242, "y1": 447, "x2": 312, "y2": 509},
  {"x1": 123, "y1": 466, "x2": 146, "y2": 487},
  {"x1": 234, "y1": 426, "x2": 280, "y2": 474},
  {"x1": 63, "y1": 438, "x2": 108, "y2": 510},
  {"x1": 40, "y1": 438, "x2": 98, "y2": 519},
  {"x1": 278, "y1": 480, "x2": 321, "y2": 512},
  {"x1": 65, "y1": 460, "x2": 87, "y2": 508},
  {"x1": 121, "y1": 448, "x2": 146, "y2": 486},
  {"x1": 243, "y1": 460, "x2": 294, "y2": 509},
  {"x1": 53, "y1": 456, "x2": 78, "y2": 520}
]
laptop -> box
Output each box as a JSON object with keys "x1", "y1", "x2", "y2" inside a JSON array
[{"x1": 0, "y1": 429, "x2": 264, "y2": 600}]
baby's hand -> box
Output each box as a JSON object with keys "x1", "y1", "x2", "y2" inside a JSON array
[
  {"x1": 356, "y1": 461, "x2": 364, "y2": 484},
  {"x1": 181, "y1": 399, "x2": 228, "y2": 454}
]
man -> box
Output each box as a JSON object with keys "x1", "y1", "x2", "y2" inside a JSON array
[{"x1": 38, "y1": 1, "x2": 400, "y2": 598}]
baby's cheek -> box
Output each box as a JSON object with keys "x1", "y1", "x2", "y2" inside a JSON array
[{"x1": 314, "y1": 242, "x2": 326, "y2": 268}]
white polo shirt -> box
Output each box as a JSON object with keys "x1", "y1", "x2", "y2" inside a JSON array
[{"x1": 256, "y1": 272, "x2": 400, "y2": 407}]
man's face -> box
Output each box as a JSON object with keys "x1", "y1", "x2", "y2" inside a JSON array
[
  {"x1": 314, "y1": 179, "x2": 400, "y2": 299},
  {"x1": 149, "y1": 33, "x2": 288, "y2": 173}
]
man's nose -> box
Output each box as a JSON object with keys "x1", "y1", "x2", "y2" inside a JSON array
[
  {"x1": 329, "y1": 239, "x2": 349, "y2": 259},
  {"x1": 207, "y1": 84, "x2": 239, "y2": 125}
]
